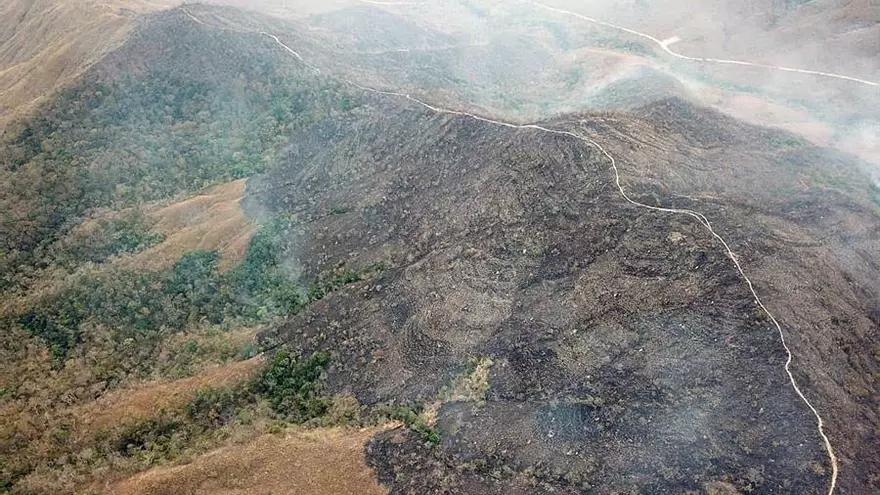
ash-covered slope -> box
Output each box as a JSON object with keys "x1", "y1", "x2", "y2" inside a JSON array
[{"x1": 243, "y1": 89, "x2": 878, "y2": 492}]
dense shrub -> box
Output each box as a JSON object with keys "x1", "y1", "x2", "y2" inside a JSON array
[
  {"x1": 378, "y1": 404, "x2": 442, "y2": 444},
  {"x1": 255, "y1": 349, "x2": 332, "y2": 422},
  {"x1": 114, "y1": 414, "x2": 183, "y2": 458}
]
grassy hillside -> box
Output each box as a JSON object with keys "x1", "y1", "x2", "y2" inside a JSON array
[
  {"x1": 0, "y1": 0, "x2": 182, "y2": 130},
  {"x1": 0, "y1": 8, "x2": 359, "y2": 294},
  {"x1": 0, "y1": 8, "x2": 381, "y2": 492}
]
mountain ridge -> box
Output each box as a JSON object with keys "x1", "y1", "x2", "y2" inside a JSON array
[{"x1": 0, "y1": 2, "x2": 877, "y2": 494}]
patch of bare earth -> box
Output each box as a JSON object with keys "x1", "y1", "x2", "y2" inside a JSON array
[{"x1": 102, "y1": 426, "x2": 390, "y2": 495}]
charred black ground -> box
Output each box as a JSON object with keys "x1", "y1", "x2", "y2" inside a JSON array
[
  {"x1": 231, "y1": 4, "x2": 879, "y2": 492},
  {"x1": 244, "y1": 91, "x2": 877, "y2": 492}
]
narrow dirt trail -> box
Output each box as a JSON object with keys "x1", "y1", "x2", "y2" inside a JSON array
[
  {"x1": 352, "y1": 42, "x2": 490, "y2": 55},
  {"x1": 531, "y1": 1, "x2": 878, "y2": 87},
  {"x1": 356, "y1": 0, "x2": 877, "y2": 87},
  {"x1": 180, "y1": 7, "x2": 840, "y2": 494},
  {"x1": 358, "y1": 0, "x2": 428, "y2": 5}
]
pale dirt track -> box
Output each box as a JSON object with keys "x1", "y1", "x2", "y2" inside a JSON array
[{"x1": 531, "y1": 1, "x2": 878, "y2": 88}]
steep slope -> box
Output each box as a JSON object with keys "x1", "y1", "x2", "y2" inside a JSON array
[
  {"x1": 0, "y1": 8, "x2": 367, "y2": 491},
  {"x1": 243, "y1": 89, "x2": 878, "y2": 493},
  {"x1": 0, "y1": 6, "x2": 361, "y2": 295},
  {"x1": 0, "y1": 0, "x2": 180, "y2": 129},
  {"x1": 0, "y1": 0, "x2": 368, "y2": 129}
]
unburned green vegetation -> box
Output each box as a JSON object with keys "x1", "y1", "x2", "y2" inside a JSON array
[
  {"x1": 0, "y1": 10, "x2": 361, "y2": 295},
  {"x1": 15, "y1": 212, "x2": 383, "y2": 367},
  {"x1": 378, "y1": 404, "x2": 442, "y2": 445},
  {"x1": 6, "y1": 217, "x2": 351, "y2": 466},
  {"x1": 0, "y1": 217, "x2": 386, "y2": 490},
  {"x1": 104, "y1": 349, "x2": 334, "y2": 464},
  {"x1": 256, "y1": 349, "x2": 332, "y2": 422}
]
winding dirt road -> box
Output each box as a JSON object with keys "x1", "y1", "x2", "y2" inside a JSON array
[
  {"x1": 352, "y1": 43, "x2": 490, "y2": 55},
  {"x1": 531, "y1": 1, "x2": 878, "y2": 88},
  {"x1": 180, "y1": 6, "x2": 841, "y2": 494},
  {"x1": 355, "y1": 0, "x2": 878, "y2": 87}
]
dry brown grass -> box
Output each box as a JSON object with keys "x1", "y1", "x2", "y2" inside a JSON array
[
  {"x1": 0, "y1": 179, "x2": 255, "y2": 319},
  {"x1": 72, "y1": 356, "x2": 264, "y2": 438},
  {"x1": 101, "y1": 426, "x2": 390, "y2": 495},
  {"x1": 124, "y1": 179, "x2": 257, "y2": 272},
  {"x1": 0, "y1": 0, "x2": 363, "y2": 129},
  {"x1": 3, "y1": 346, "x2": 268, "y2": 494},
  {"x1": 0, "y1": 0, "x2": 176, "y2": 129},
  {"x1": 447, "y1": 356, "x2": 493, "y2": 404}
]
